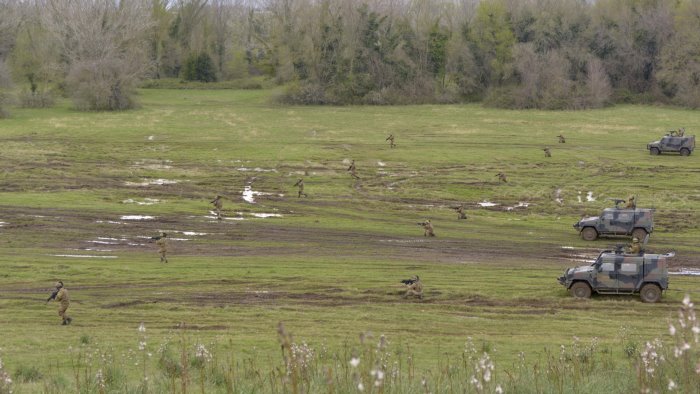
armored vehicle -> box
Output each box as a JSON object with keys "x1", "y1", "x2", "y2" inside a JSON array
[
  {"x1": 573, "y1": 207, "x2": 653, "y2": 241},
  {"x1": 558, "y1": 248, "x2": 672, "y2": 302},
  {"x1": 647, "y1": 134, "x2": 695, "y2": 156}
]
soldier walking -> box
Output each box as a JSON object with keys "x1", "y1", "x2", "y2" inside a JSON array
[
  {"x1": 453, "y1": 204, "x2": 467, "y2": 219},
  {"x1": 152, "y1": 232, "x2": 168, "y2": 263},
  {"x1": 544, "y1": 146, "x2": 551, "y2": 157},
  {"x1": 385, "y1": 134, "x2": 396, "y2": 148},
  {"x1": 557, "y1": 134, "x2": 566, "y2": 143},
  {"x1": 47, "y1": 281, "x2": 72, "y2": 325},
  {"x1": 419, "y1": 219, "x2": 435, "y2": 237},
  {"x1": 496, "y1": 172, "x2": 508, "y2": 183},
  {"x1": 210, "y1": 195, "x2": 223, "y2": 220},
  {"x1": 401, "y1": 276, "x2": 423, "y2": 299},
  {"x1": 347, "y1": 160, "x2": 360, "y2": 179},
  {"x1": 293, "y1": 178, "x2": 308, "y2": 198}
]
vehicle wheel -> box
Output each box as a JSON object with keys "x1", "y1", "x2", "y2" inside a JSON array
[
  {"x1": 650, "y1": 147, "x2": 660, "y2": 155},
  {"x1": 581, "y1": 227, "x2": 598, "y2": 241},
  {"x1": 632, "y1": 228, "x2": 648, "y2": 240},
  {"x1": 570, "y1": 282, "x2": 592, "y2": 299},
  {"x1": 640, "y1": 283, "x2": 661, "y2": 303},
  {"x1": 680, "y1": 148, "x2": 690, "y2": 156}
]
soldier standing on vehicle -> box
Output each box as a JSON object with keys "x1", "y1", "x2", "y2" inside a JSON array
[
  {"x1": 401, "y1": 276, "x2": 423, "y2": 299},
  {"x1": 625, "y1": 195, "x2": 636, "y2": 209},
  {"x1": 418, "y1": 219, "x2": 435, "y2": 237},
  {"x1": 347, "y1": 160, "x2": 360, "y2": 179},
  {"x1": 385, "y1": 134, "x2": 396, "y2": 148},
  {"x1": 557, "y1": 135, "x2": 566, "y2": 143},
  {"x1": 678, "y1": 128, "x2": 685, "y2": 137},
  {"x1": 453, "y1": 204, "x2": 467, "y2": 219},
  {"x1": 210, "y1": 195, "x2": 223, "y2": 220},
  {"x1": 544, "y1": 146, "x2": 551, "y2": 157},
  {"x1": 626, "y1": 237, "x2": 641, "y2": 254},
  {"x1": 293, "y1": 178, "x2": 307, "y2": 198},
  {"x1": 152, "y1": 232, "x2": 168, "y2": 263},
  {"x1": 46, "y1": 281, "x2": 72, "y2": 325},
  {"x1": 496, "y1": 172, "x2": 507, "y2": 183}
]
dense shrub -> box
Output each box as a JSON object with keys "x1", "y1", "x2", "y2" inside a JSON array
[{"x1": 182, "y1": 53, "x2": 217, "y2": 83}]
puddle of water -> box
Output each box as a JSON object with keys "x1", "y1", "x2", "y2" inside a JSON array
[
  {"x1": 561, "y1": 246, "x2": 575, "y2": 249},
  {"x1": 125, "y1": 179, "x2": 179, "y2": 186},
  {"x1": 147, "y1": 135, "x2": 154, "y2": 140},
  {"x1": 669, "y1": 269, "x2": 700, "y2": 276},
  {"x1": 342, "y1": 158, "x2": 351, "y2": 165},
  {"x1": 377, "y1": 161, "x2": 386, "y2": 167},
  {"x1": 121, "y1": 215, "x2": 156, "y2": 220},
  {"x1": 506, "y1": 202, "x2": 529, "y2": 211},
  {"x1": 90, "y1": 240, "x2": 119, "y2": 245},
  {"x1": 122, "y1": 198, "x2": 161, "y2": 205},
  {"x1": 182, "y1": 231, "x2": 207, "y2": 236},
  {"x1": 51, "y1": 254, "x2": 118, "y2": 259},
  {"x1": 96, "y1": 220, "x2": 125, "y2": 224},
  {"x1": 478, "y1": 201, "x2": 498, "y2": 207},
  {"x1": 251, "y1": 213, "x2": 282, "y2": 218},
  {"x1": 0, "y1": 222, "x2": 6, "y2": 226},
  {"x1": 237, "y1": 167, "x2": 277, "y2": 173},
  {"x1": 169, "y1": 238, "x2": 190, "y2": 241},
  {"x1": 554, "y1": 188, "x2": 563, "y2": 205},
  {"x1": 242, "y1": 186, "x2": 273, "y2": 204},
  {"x1": 586, "y1": 191, "x2": 596, "y2": 202},
  {"x1": 379, "y1": 239, "x2": 426, "y2": 243},
  {"x1": 79, "y1": 248, "x2": 114, "y2": 252}
]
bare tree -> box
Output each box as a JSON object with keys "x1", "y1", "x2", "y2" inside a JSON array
[
  {"x1": 43, "y1": 0, "x2": 153, "y2": 110},
  {"x1": 0, "y1": 0, "x2": 21, "y2": 117}
]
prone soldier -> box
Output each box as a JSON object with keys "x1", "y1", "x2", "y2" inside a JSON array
[
  {"x1": 417, "y1": 219, "x2": 435, "y2": 237},
  {"x1": 557, "y1": 134, "x2": 566, "y2": 143},
  {"x1": 47, "y1": 281, "x2": 72, "y2": 325},
  {"x1": 293, "y1": 178, "x2": 308, "y2": 198},
  {"x1": 210, "y1": 195, "x2": 223, "y2": 220},
  {"x1": 401, "y1": 275, "x2": 423, "y2": 299},
  {"x1": 152, "y1": 232, "x2": 168, "y2": 263},
  {"x1": 543, "y1": 146, "x2": 551, "y2": 157},
  {"x1": 385, "y1": 134, "x2": 396, "y2": 148},
  {"x1": 347, "y1": 160, "x2": 360, "y2": 179}
]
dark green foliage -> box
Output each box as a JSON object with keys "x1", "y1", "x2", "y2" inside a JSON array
[{"x1": 183, "y1": 53, "x2": 217, "y2": 82}]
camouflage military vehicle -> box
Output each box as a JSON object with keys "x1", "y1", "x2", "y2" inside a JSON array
[
  {"x1": 573, "y1": 207, "x2": 653, "y2": 241},
  {"x1": 558, "y1": 247, "x2": 672, "y2": 303},
  {"x1": 647, "y1": 134, "x2": 695, "y2": 156}
]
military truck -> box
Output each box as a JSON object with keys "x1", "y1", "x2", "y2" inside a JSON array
[
  {"x1": 573, "y1": 207, "x2": 653, "y2": 241},
  {"x1": 558, "y1": 248, "x2": 672, "y2": 303},
  {"x1": 647, "y1": 134, "x2": 695, "y2": 156}
]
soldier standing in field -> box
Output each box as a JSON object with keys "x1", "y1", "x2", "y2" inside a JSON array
[
  {"x1": 152, "y1": 232, "x2": 168, "y2": 263},
  {"x1": 625, "y1": 195, "x2": 636, "y2": 209},
  {"x1": 544, "y1": 146, "x2": 551, "y2": 157},
  {"x1": 293, "y1": 178, "x2": 307, "y2": 198},
  {"x1": 453, "y1": 204, "x2": 467, "y2": 219},
  {"x1": 496, "y1": 172, "x2": 508, "y2": 183},
  {"x1": 385, "y1": 134, "x2": 396, "y2": 148},
  {"x1": 401, "y1": 276, "x2": 423, "y2": 299},
  {"x1": 557, "y1": 134, "x2": 566, "y2": 143},
  {"x1": 46, "y1": 281, "x2": 72, "y2": 325},
  {"x1": 210, "y1": 195, "x2": 223, "y2": 220},
  {"x1": 347, "y1": 160, "x2": 360, "y2": 179},
  {"x1": 419, "y1": 219, "x2": 435, "y2": 237}
]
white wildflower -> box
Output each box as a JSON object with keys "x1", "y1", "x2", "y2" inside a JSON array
[
  {"x1": 669, "y1": 324, "x2": 676, "y2": 336},
  {"x1": 668, "y1": 379, "x2": 676, "y2": 390},
  {"x1": 496, "y1": 384, "x2": 504, "y2": 394},
  {"x1": 683, "y1": 295, "x2": 691, "y2": 306},
  {"x1": 138, "y1": 322, "x2": 146, "y2": 333},
  {"x1": 357, "y1": 382, "x2": 364, "y2": 391},
  {"x1": 350, "y1": 357, "x2": 360, "y2": 367}
]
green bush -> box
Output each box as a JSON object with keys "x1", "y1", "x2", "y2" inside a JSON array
[{"x1": 182, "y1": 53, "x2": 217, "y2": 83}]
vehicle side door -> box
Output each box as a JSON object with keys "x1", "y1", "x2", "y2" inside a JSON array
[
  {"x1": 616, "y1": 258, "x2": 639, "y2": 293},
  {"x1": 595, "y1": 256, "x2": 617, "y2": 291},
  {"x1": 600, "y1": 210, "x2": 633, "y2": 234}
]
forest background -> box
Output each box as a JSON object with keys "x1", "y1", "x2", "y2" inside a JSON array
[{"x1": 1, "y1": 0, "x2": 700, "y2": 114}]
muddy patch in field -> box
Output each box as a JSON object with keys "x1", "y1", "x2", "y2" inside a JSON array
[
  {"x1": 242, "y1": 186, "x2": 275, "y2": 203},
  {"x1": 669, "y1": 268, "x2": 700, "y2": 276},
  {"x1": 132, "y1": 159, "x2": 172, "y2": 170},
  {"x1": 122, "y1": 198, "x2": 161, "y2": 205},
  {"x1": 51, "y1": 254, "x2": 118, "y2": 258}
]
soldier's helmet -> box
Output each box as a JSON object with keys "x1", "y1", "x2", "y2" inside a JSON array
[
  {"x1": 56, "y1": 281, "x2": 63, "y2": 288},
  {"x1": 162, "y1": 232, "x2": 168, "y2": 237},
  {"x1": 632, "y1": 237, "x2": 639, "y2": 242}
]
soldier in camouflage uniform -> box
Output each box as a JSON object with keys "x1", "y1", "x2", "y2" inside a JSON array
[
  {"x1": 153, "y1": 232, "x2": 168, "y2": 263},
  {"x1": 402, "y1": 276, "x2": 423, "y2": 299},
  {"x1": 557, "y1": 134, "x2": 566, "y2": 143},
  {"x1": 293, "y1": 178, "x2": 307, "y2": 198},
  {"x1": 385, "y1": 134, "x2": 396, "y2": 148},
  {"x1": 544, "y1": 146, "x2": 551, "y2": 157},
  {"x1": 347, "y1": 160, "x2": 360, "y2": 179},
  {"x1": 625, "y1": 195, "x2": 636, "y2": 209},
  {"x1": 419, "y1": 219, "x2": 435, "y2": 237},
  {"x1": 47, "y1": 281, "x2": 72, "y2": 325},
  {"x1": 453, "y1": 204, "x2": 467, "y2": 219},
  {"x1": 496, "y1": 172, "x2": 507, "y2": 183},
  {"x1": 210, "y1": 195, "x2": 223, "y2": 220},
  {"x1": 626, "y1": 237, "x2": 641, "y2": 254},
  {"x1": 678, "y1": 127, "x2": 685, "y2": 137}
]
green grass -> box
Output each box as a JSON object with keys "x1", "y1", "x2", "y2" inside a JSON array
[{"x1": 0, "y1": 88, "x2": 698, "y2": 392}]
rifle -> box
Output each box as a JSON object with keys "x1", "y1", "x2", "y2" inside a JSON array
[
  {"x1": 607, "y1": 198, "x2": 625, "y2": 207},
  {"x1": 46, "y1": 289, "x2": 58, "y2": 303}
]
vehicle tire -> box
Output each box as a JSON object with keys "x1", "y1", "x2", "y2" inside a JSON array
[
  {"x1": 640, "y1": 283, "x2": 661, "y2": 303},
  {"x1": 570, "y1": 282, "x2": 592, "y2": 299},
  {"x1": 680, "y1": 148, "x2": 690, "y2": 156},
  {"x1": 650, "y1": 147, "x2": 660, "y2": 155},
  {"x1": 581, "y1": 227, "x2": 598, "y2": 241},
  {"x1": 632, "y1": 228, "x2": 648, "y2": 240}
]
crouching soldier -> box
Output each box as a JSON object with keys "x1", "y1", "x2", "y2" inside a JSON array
[
  {"x1": 453, "y1": 204, "x2": 467, "y2": 220},
  {"x1": 544, "y1": 146, "x2": 551, "y2": 157},
  {"x1": 418, "y1": 219, "x2": 435, "y2": 237},
  {"x1": 401, "y1": 276, "x2": 423, "y2": 299},
  {"x1": 47, "y1": 281, "x2": 72, "y2": 325}
]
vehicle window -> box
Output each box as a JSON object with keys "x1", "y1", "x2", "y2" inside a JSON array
[
  {"x1": 617, "y1": 213, "x2": 631, "y2": 221},
  {"x1": 600, "y1": 262, "x2": 614, "y2": 272},
  {"x1": 662, "y1": 137, "x2": 670, "y2": 143},
  {"x1": 602, "y1": 213, "x2": 613, "y2": 220},
  {"x1": 620, "y1": 263, "x2": 637, "y2": 273}
]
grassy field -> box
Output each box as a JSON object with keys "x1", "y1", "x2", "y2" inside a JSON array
[{"x1": 0, "y1": 88, "x2": 699, "y2": 392}]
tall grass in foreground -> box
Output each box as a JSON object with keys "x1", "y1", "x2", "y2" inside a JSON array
[{"x1": 3, "y1": 297, "x2": 698, "y2": 393}]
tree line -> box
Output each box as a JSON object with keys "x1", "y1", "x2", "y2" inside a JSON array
[{"x1": 1, "y1": 0, "x2": 699, "y2": 114}]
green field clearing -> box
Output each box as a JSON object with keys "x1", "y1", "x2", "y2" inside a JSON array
[{"x1": 0, "y1": 89, "x2": 699, "y2": 392}]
